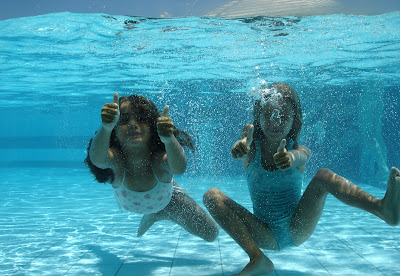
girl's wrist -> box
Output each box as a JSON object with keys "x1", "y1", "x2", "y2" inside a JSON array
[
  {"x1": 160, "y1": 135, "x2": 173, "y2": 144},
  {"x1": 100, "y1": 124, "x2": 114, "y2": 134}
]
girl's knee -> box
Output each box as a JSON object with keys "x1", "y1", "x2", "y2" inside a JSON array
[
  {"x1": 316, "y1": 168, "x2": 333, "y2": 177},
  {"x1": 313, "y1": 168, "x2": 335, "y2": 182},
  {"x1": 307, "y1": 168, "x2": 336, "y2": 192},
  {"x1": 203, "y1": 188, "x2": 221, "y2": 203},
  {"x1": 203, "y1": 188, "x2": 225, "y2": 208},
  {"x1": 204, "y1": 224, "x2": 219, "y2": 242},
  {"x1": 310, "y1": 168, "x2": 346, "y2": 195}
]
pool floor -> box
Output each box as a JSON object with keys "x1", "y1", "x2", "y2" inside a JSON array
[{"x1": 1, "y1": 168, "x2": 400, "y2": 275}]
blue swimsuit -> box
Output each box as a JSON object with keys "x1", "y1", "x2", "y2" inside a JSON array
[{"x1": 246, "y1": 140, "x2": 303, "y2": 250}]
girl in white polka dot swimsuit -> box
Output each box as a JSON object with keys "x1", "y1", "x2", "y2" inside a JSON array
[{"x1": 85, "y1": 93, "x2": 218, "y2": 242}]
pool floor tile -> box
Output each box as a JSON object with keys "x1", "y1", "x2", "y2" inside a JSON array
[{"x1": 2, "y1": 170, "x2": 400, "y2": 275}]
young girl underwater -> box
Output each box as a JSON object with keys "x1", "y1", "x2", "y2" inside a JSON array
[
  {"x1": 203, "y1": 82, "x2": 400, "y2": 276},
  {"x1": 85, "y1": 93, "x2": 218, "y2": 242}
]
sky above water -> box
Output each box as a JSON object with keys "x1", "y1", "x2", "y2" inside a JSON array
[{"x1": 0, "y1": 0, "x2": 228, "y2": 20}]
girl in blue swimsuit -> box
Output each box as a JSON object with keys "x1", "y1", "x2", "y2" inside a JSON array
[
  {"x1": 204, "y1": 82, "x2": 400, "y2": 276},
  {"x1": 85, "y1": 93, "x2": 218, "y2": 242}
]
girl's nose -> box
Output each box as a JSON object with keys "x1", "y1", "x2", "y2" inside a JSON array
[{"x1": 128, "y1": 118, "x2": 140, "y2": 129}]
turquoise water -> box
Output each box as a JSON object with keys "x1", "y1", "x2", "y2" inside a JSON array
[
  {"x1": 1, "y1": 12, "x2": 399, "y2": 180},
  {"x1": 1, "y1": 12, "x2": 400, "y2": 275}
]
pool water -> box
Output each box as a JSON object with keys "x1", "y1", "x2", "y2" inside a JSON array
[{"x1": 1, "y1": 11, "x2": 400, "y2": 275}]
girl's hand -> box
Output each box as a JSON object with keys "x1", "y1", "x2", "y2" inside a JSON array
[
  {"x1": 101, "y1": 93, "x2": 120, "y2": 131},
  {"x1": 157, "y1": 105, "x2": 174, "y2": 144},
  {"x1": 231, "y1": 124, "x2": 254, "y2": 159},
  {"x1": 273, "y1": 139, "x2": 293, "y2": 170}
]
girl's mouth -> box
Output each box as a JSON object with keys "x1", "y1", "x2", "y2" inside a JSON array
[{"x1": 128, "y1": 132, "x2": 141, "y2": 138}]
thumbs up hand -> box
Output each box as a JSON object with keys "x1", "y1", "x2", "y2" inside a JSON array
[
  {"x1": 101, "y1": 92, "x2": 120, "y2": 131},
  {"x1": 231, "y1": 124, "x2": 254, "y2": 159},
  {"x1": 273, "y1": 139, "x2": 293, "y2": 170},
  {"x1": 157, "y1": 105, "x2": 174, "y2": 143}
]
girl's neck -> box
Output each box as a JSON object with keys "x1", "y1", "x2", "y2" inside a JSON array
[
  {"x1": 122, "y1": 146, "x2": 152, "y2": 171},
  {"x1": 260, "y1": 135, "x2": 282, "y2": 154}
]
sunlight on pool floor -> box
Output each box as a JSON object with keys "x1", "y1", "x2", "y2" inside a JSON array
[{"x1": 1, "y1": 168, "x2": 399, "y2": 275}]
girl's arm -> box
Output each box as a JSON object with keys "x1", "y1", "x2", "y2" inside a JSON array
[
  {"x1": 231, "y1": 124, "x2": 254, "y2": 169},
  {"x1": 162, "y1": 135, "x2": 188, "y2": 174},
  {"x1": 89, "y1": 93, "x2": 120, "y2": 169},
  {"x1": 274, "y1": 139, "x2": 311, "y2": 173},
  {"x1": 288, "y1": 144, "x2": 311, "y2": 173},
  {"x1": 89, "y1": 126, "x2": 116, "y2": 169},
  {"x1": 157, "y1": 106, "x2": 187, "y2": 175}
]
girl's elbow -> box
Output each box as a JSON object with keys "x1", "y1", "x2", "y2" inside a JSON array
[
  {"x1": 91, "y1": 159, "x2": 107, "y2": 169},
  {"x1": 89, "y1": 152, "x2": 99, "y2": 167},
  {"x1": 299, "y1": 146, "x2": 312, "y2": 161},
  {"x1": 89, "y1": 153, "x2": 109, "y2": 169},
  {"x1": 174, "y1": 164, "x2": 187, "y2": 175},
  {"x1": 305, "y1": 148, "x2": 312, "y2": 161},
  {"x1": 171, "y1": 161, "x2": 187, "y2": 175}
]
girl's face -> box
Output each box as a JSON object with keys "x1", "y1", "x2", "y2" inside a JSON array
[
  {"x1": 259, "y1": 99, "x2": 294, "y2": 141},
  {"x1": 115, "y1": 101, "x2": 151, "y2": 149}
]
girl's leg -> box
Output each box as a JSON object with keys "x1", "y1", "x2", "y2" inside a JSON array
[
  {"x1": 203, "y1": 188, "x2": 277, "y2": 276},
  {"x1": 289, "y1": 167, "x2": 400, "y2": 246},
  {"x1": 138, "y1": 189, "x2": 219, "y2": 242}
]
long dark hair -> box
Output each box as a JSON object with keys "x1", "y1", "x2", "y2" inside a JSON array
[
  {"x1": 252, "y1": 82, "x2": 303, "y2": 145},
  {"x1": 84, "y1": 95, "x2": 194, "y2": 183}
]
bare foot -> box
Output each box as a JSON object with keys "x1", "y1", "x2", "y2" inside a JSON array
[
  {"x1": 233, "y1": 253, "x2": 274, "y2": 276},
  {"x1": 137, "y1": 214, "x2": 158, "y2": 237},
  {"x1": 379, "y1": 167, "x2": 400, "y2": 226}
]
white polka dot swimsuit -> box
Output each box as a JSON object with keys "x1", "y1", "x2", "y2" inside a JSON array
[{"x1": 113, "y1": 167, "x2": 173, "y2": 214}]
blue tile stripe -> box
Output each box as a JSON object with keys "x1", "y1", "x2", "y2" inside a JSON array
[
  {"x1": 0, "y1": 161, "x2": 86, "y2": 167},
  {"x1": 0, "y1": 136, "x2": 91, "y2": 149}
]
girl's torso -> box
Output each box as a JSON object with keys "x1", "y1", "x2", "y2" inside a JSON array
[
  {"x1": 111, "y1": 153, "x2": 174, "y2": 214},
  {"x1": 246, "y1": 140, "x2": 303, "y2": 224}
]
